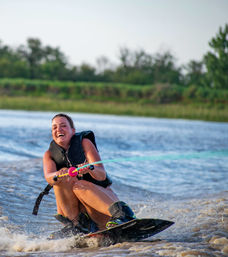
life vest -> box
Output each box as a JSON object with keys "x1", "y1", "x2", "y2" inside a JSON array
[{"x1": 49, "y1": 131, "x2": 112, "y2": 188}]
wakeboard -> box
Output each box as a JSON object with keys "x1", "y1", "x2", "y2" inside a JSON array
[{"x1": 84, "y1": 218, "x2": 174, "y2": 244}]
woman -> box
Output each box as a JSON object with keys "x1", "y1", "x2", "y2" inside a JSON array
[{"x1": 43, "y1": 113, "x2": 135, "y2": 238}]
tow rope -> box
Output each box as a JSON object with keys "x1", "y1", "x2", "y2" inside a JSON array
[{"x1": 32, "y1": 150, "x2": 228, "y2": 215}]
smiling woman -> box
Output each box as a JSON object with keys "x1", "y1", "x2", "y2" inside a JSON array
[
  {"x1": 42, "y1": 113, "x2": 136, "y2": 239},
  {"x1": 51, "y1": 114, "x2": 76, "y2": 149}
]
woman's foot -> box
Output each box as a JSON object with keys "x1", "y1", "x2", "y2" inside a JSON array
[{"x1": 106, "y1": 201, "x2": 136, "y2": 229}]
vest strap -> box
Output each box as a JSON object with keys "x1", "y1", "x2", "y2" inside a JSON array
[{"x1": 32, "y1": 184, "x2": 53, "y2": 215}]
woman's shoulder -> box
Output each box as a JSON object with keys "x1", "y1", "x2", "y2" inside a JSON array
[
  {"x1": 43, "y1": 149, "x2": 51, "y2": 158},
  {"x1": 82, "y1": 137, "x2": 94, "y2": 148}
]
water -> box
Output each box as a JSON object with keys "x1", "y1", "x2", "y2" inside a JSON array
[{"x1": 0, "y1": 110, "x2": 228, "y2": 257}]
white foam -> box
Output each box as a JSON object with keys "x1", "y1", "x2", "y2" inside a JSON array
[{"x1": 0, "y1": 227, "x2": 77, "y2": 253}]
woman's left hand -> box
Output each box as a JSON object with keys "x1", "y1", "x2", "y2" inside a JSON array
[{"x1": 77, "y1": 162, "x2": 92, "y2": 177}]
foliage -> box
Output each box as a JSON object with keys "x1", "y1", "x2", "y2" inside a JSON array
[
  {"x1": 204, "y1": 24, "x2": 228, "y2": 89},
  {"x1": 0, "y1": 38, "x2": 196, "y2": 85},
  {"x1": 183, "y1": 60, "x2": 205, "y2": 87},
  {"x1": 0, "y1": 24, "x2": 228, "y2": 93},
  {"x1": 0, "y1": 78, "x2": 226, "y2": 105},
  {"x1": 0, "y1": 96, "x2": 227, "y2": 122}
]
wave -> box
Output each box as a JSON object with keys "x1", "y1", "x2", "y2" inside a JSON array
[{"x1": 0, "y1": 191, "x2": 227, "y2": 256}]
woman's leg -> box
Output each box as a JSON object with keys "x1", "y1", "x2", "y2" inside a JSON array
[
  {"x1": 53, "y1": 178, "x2": 80, "y2": 222},
  {"x1": 73, "y1": 180, "x2": 119, "y2": 228},
  {"x1": 81, "y1": 204, "x2": 110, "y2": 230}
]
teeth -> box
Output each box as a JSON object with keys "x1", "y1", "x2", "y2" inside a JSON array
[{"x1": 58, "y1": 134, "x2": 64, "y2": 137}]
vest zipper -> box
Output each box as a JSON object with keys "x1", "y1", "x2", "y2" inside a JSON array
[{"x1": 65, "y1": 150, "x2": 72, "y2": 167}]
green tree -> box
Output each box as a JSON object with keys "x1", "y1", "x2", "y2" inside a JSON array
[
  {"x1": 153, "y1": 51, "x2": 181, "y2": 85},
  {"x1": 40, "y1": 45, "x2": 69, "y2": 80},
  {"x1": 115, "y1": 47, "x2": 154, "y2": 84},
  {"x1": 184, "y1": 60, "x2": 204, "y2": 86},
  {"x1": 95, "y1": 56, "x2": 115, "y2": 82},
  {"x1": 78, "y1": 63, "x2": 97, "y2": 81},
  {"x1": 18, "y1": 38, "x2": 44, "y2": 78},
  {"x1": 204, "y1": 24, "x2": 228, "y2": 89},
  {"x1": 0, "y1": 40, "x2": 29, "y2": 78}
]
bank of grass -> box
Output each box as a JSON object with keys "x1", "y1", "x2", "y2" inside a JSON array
[
  {"x1": 0, "y1": 96, "x2": 227, "y2": 122},
  {"x1": 0, "y1": 78, "x2": 227, "y2": 121}
]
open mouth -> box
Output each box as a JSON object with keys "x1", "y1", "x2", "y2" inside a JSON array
[{"x1": 57, "y1": 134, "x2": 65, "y2": 138}]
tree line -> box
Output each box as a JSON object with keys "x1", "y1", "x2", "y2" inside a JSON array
[{"x1": 0, "y1": 24, "x2": 227, "y2": 90}]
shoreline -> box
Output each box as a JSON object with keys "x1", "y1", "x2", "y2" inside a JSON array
[{"x1": 0, "y1": 96, "x2": 227, "y2": 122}]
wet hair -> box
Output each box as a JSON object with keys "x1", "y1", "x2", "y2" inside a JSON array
[{"x1": 52, "y1": 113, "x2": 75, "y2": 129}]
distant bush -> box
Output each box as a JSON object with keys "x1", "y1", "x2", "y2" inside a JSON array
[{"x1": 0, "y1": 78, "x2": 227, "y2": 105}]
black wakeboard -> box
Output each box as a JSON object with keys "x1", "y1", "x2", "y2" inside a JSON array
[{"x1": 84, "y1": 218, "x2": 174, "y2": 244}]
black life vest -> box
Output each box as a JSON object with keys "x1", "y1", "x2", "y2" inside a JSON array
[{"x1": 49, "y1": 131, "x2": 112, "y2": 188}]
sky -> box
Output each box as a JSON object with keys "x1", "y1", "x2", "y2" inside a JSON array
[{"x1": 0, "y1": 0, "x2": 228, "y2": 67}]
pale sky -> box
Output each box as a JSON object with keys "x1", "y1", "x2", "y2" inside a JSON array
[{"x1": 0, "y1": 0, "x2": 228, "y2": 67}]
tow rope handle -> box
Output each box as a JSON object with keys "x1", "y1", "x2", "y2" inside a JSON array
[{"x1": 53, "y1": 165, "x2": 94, "y2": 181}]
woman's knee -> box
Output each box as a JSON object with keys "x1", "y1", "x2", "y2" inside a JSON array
[
  {"x1": 54, "y1": 178, "x2": 75, "y2": 189},
  {"x1": 73, "y1": 180, "x2": 94, "y2": 192}
]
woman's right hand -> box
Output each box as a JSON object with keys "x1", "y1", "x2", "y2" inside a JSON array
[{"x1": 54, "y1": 167, "x2": 69, "y2": 183}]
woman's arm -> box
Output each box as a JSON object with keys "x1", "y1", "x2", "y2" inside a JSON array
[
  {"x1": 43, "y1": 150, "x2": 67, "y2": 185},
  {"x1": 81, "y1": 138, "x2": 106, "y2": 181}
]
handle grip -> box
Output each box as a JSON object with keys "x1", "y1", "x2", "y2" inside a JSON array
[
  {"x1": 53, "y1": 165, "x2": 94, "y2": 181},
  {"x1": 53, "y1": 175, "x2": 58, "y2": 181}
]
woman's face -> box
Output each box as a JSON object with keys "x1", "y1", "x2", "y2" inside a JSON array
[{"x1": 51, "y1": 116, "x2": 75, "y2": 148}]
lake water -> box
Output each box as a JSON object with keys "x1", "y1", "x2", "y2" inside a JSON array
[{"x1": 0, "y1": 110, "x2": 228, "y2": 257}]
